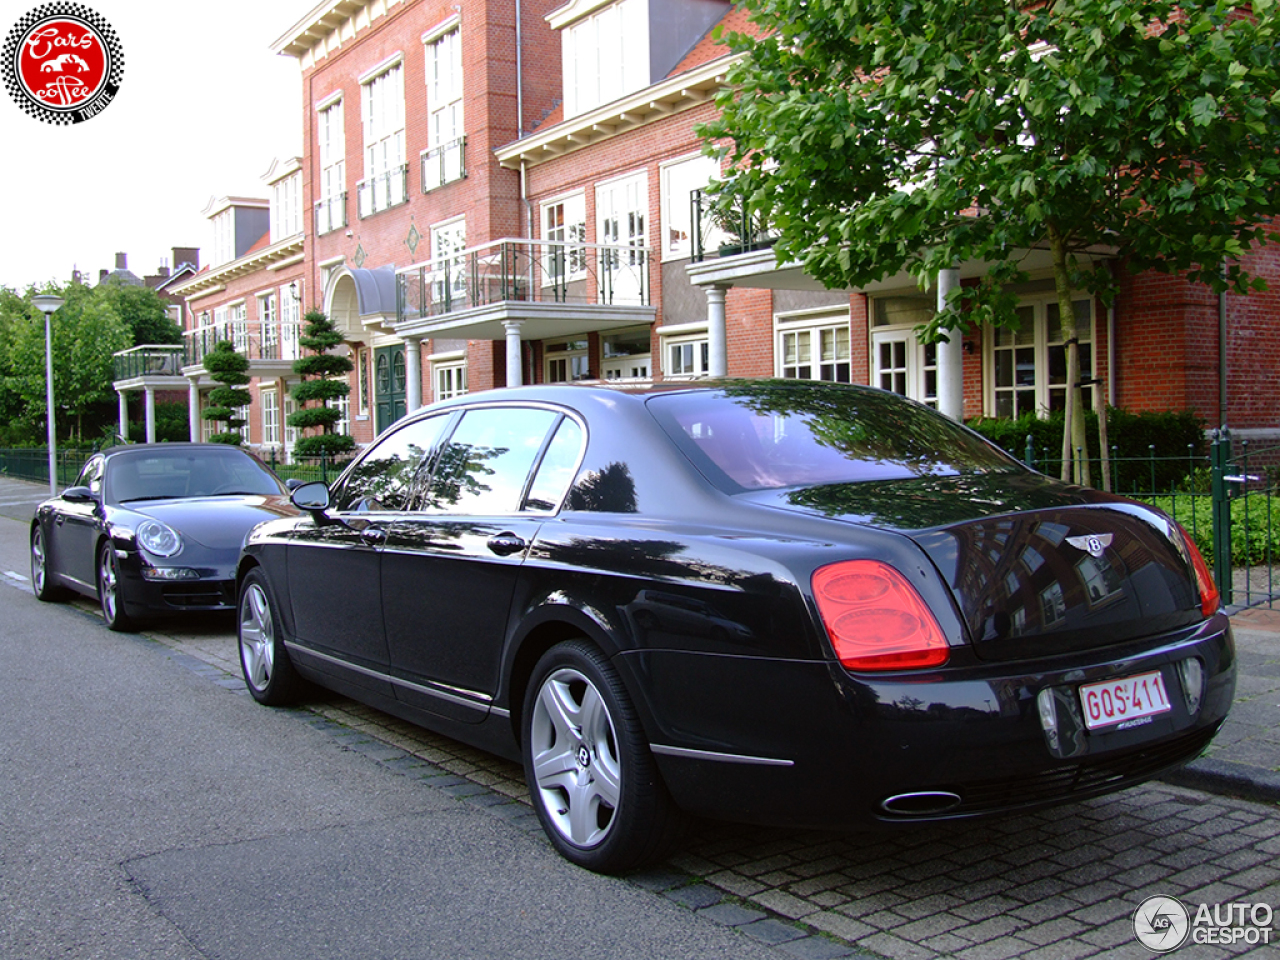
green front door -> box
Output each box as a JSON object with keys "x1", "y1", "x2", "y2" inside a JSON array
[{"x1": 375, "y1": 345, "x2": 407, "y2": 435}]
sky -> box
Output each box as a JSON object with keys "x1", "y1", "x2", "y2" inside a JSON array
[{"x1": 1, "y1": 0, "x2": 305, "y2": 291}]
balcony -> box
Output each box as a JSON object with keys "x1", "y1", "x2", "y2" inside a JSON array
[
  {"x1": 421, "y1": 137, "x2": 466, "y2": 193},
  {"x1": 689, "y1": 188, "x2": 777, "y2": 263},
  {"x1": 357, "y1": 165, "x2": 409, "y2": 219},
  {"x1": 396, "y1": 238, "x2": 655, "y2": 341},
  {"x1": 112, "y1": 344, "x2": 186, "y2": 383},
  {"x1": 182, "y1": 322, "x2": 303, "y2": 376},
  {"x1": 315, "y1": 192, "x2": 348, "y2": 236}
]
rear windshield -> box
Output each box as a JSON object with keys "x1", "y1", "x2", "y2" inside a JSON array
[{"x1": 647, "y1": 384, "x2": 1021, "y2": 492}]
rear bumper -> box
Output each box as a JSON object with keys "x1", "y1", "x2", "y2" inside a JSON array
[{"x1": 624, "y1": 613, "x2": 1235, "y2": 829}]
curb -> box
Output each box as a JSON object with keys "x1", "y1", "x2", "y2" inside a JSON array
[{"x1": 1160, "y1": 757, "x2": 1280, "y2": 804}]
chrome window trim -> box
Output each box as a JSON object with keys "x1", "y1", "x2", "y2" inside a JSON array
[{"x1": 649, "y1": 744, "x2": 794, "y2": 767}]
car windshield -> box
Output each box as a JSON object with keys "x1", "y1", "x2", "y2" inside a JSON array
[
  {"x1": 647, "y1": 383, "x2": 1021, "y2": 492},
  {"x1": 108, "y1": 449, "x2": 285, "y2": 503}
]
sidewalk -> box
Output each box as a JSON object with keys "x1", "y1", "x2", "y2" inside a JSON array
[{"x1": 1163, "y1": 604, "x2": 1280, "y2": 802}]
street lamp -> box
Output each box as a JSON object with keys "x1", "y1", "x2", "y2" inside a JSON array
[{"x1": 31, "y1": 294, "x2": 64, "y2": 496}]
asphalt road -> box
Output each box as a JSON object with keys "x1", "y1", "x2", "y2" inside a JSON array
[{"x1": 0, "y1": 507, "x2": 792, "y2": 960}]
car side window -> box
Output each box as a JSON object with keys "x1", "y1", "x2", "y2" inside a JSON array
[
  {"x1": 331, "y1": 415, "x2": 449, "y2": 512},
  {"x1": 421, "y1": 406, "x2": 558, "y2": 515},
  {"x1": 524, "y1": 417, "x2": 584, "y2": 512},
  {"x1": 75, "y1": 457, "x2": 104, "y2": 495}
]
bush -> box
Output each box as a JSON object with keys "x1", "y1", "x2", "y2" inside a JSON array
[
  {"x1": 967, "y1": 407, "x2": 1206, "y2": 495},
  {"x1": 1141, "y1": 494, "x2": 1280, "y2": 569}
]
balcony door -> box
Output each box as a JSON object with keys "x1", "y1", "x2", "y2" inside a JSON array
[{"x1": 596, "y1": 173, "x2": 646, "y2": 304}]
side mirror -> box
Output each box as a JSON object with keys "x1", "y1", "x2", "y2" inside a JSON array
[
  {"x1": 61, "y1": 486, "x2": 96, "y2": 503},
  {"x1": 291, "y1": 481, "x2": 332, "y2": 513}
]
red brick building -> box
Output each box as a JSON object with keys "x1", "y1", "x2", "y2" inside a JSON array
[{"x1": 132, "y1": 0, "x2": 1278, "y2": 458}]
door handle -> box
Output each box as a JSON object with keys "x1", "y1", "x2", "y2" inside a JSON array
[
  {"x1": 487, "y1": 533, "x2": 527, "y2": 557},
  {"x1": 359, "y1": 527, "x2": 387, "y2": 545}
]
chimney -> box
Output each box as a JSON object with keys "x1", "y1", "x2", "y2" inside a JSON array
[
  {"x1": 99, "y1": 268, "x2": 108, "y2": 283},
  {"x1": 115, "y1": 252, "x2": 128, "y2": 269},
  {"x1": 172, "y1": 246, "x2": 199, "y2": 270}
]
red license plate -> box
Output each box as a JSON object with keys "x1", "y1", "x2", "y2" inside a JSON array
[{"x1": 1079, "y1": 671, "x2": 1172, "y2": 731}]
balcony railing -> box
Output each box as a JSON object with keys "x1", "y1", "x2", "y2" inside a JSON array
[
  {"x1": 397, "y1": 237, "x2": 651, "y2": 323},
  {"x1": 421, "y1": 137, "x2": 466, "y2": 192},
  {"x1": 690, "y1": 188, "x2": 777, "y2": 263},
  {"x1": 112, "y1": 344, "x2": 185, "y2": 381},
  {"x1": 357, "y1": 165, "x2": 409, "y2": 219},
  {"x1": 183, "y1": 323, "x2": 303, "y2": 367},
  {"x1": 315, "y1": 192, "x2": 348, "y2": 236}
]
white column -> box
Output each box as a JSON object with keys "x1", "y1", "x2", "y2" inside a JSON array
[
  {"x1": 188, "y1": 378, "x2": 200, "y2": 442},
  {"x1": 118, "y1": 390, "x2": 129, "y2": 442},
  {"x1": 504, "y1": 321, "x2": 524, "y2": 387},
  {"x1": 707, "y1": 286, "x2": 728, "y2": 377},
  {"x1": 936, "y1": 267, "x2": 964, "y2": 421},
  {"x1": 144, "y1": 388, "x2": 157, "y2": 443},
  {"x1": 404, "y1": 337, "x2": 423, "y2": 411}
]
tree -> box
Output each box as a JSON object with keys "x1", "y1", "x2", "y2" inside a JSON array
[
  {"x1": 202, "y1": 341, "x2": 251, "y2": 445},
  {"x1": 288, "y1": 309, "x2": 356, "y2": 459},
  {"x1": 700, "y1": 0, "x2": 1280, "y2": 483},
  {"x1": 0, "y1": 281, "x2": 131, "y2": 444},
  {"x1": 96, "y1": 282, "x2": 182, "y2": 346}
]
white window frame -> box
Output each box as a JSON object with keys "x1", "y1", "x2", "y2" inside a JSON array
[
  {"x1": 283, "y1": 394, "x2": 299, "y2": 457},
  {"x1": 422, "y1": 22, "x2": 464, "y2": 190},
  {"x1": 261, "y1": 387, "x2": 280, "y2": 447},
  {"x1": 280, "y1": 283, "x2": 301, "y2": 361},
  {"x1": 432, "y1": 355, "x2": 468, "y2": 401},
  {"x1": 544, "y1": 339, "x2": 591, "y2": 382},
  {"x1": 660, "y1": 153, "x2": 719, "y2": 261},
  {"x1": 332, "y1": 384, "x2": 352, "y2": 437},
  {"x1": 985, "y1": 292, "x2": 1096, "y2": 418},
  {"x1": 270, "y1": 171, "x2": 302, "y2": 242},
  {"x1": 212, "y1": 210, "x2": 234, "y2": 267},
  {"x1": 596, "y1": 171, "x2": 647, "y2": 304},
  {"x1": 661, "y1": 329, "x2": 709, "y2": 379},
  {"x1": 563, "y1": 0, "x2": 647, "y2": 119},
  {"x1": 600, "y1": 326, "x2": 651, "y2": 380},
  {"x1": 431, "y1": 217, "x2": 468, "y2": 305},
  {"x1": 541, "y1": 192, "x2": 587, "y2": 285},
  {"x1": 317, "y1": 96, "x2": 346, "y2": 235},
  {"x1": 229, "y1": 301, "x2": 248, "y2": 353},
  {"x1": 359, "y1": 59, "x2": 407, "y2": 218},
  {"x1": 258, "y1": 292, "x2": 278, "y2": 357},
  {"x1": 357, "y1": 347, "x2": 370, "y2": 416},
  {"x1": 775, "y1": 311, "x2": 853, "y2": 385}
]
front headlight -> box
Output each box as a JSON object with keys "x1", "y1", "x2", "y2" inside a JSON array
[{"x1": 137, "y1": 519, "x2": 182, "y2": 557}]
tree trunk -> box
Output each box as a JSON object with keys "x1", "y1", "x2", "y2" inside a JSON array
[{"x1": 1047, "y1": 223, "x2": 1088, "y2": 485}]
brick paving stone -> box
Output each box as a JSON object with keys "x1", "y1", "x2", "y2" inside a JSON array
[
  {"x1": 953, "y1": 914, "x2": 1030, "y2": 942},
  {"x1": 808, "y1": 892, "x2": 849, "y2": 909},
  {"x1": 1165, "y1": 864, "x2": 1236, "y2": 892},
  {"x1": 860, "y1": 909, "x2": 913, "y2": 931},
  {"x1": 737, "y1": 918, "x2": 808, "y2": 945},
  {"x1": 740, "y1": 855, "x2": 803, "y2": 877},
  {"x1": 921, "y1": 932, "x2": 974, "y2": 954},
  {"x1": 1109, "y1": 863, "x2": 1177, "y2": 890},
  {"x1": 789, "y1": 872, "x2": 853, "y2": 897},
  {"x1": 1010, "y1": 899, "x2": 1078, "y2": 925},
  {"x1": 953, "y1": 895, "x2": 1027, "y2": 922},
  {"x1": 952, "y1": 936, "x2": 1040, "y2": 960},
  {"x1": 890, "y1": 893, "x2": 966, "y2": 921},
  {"x1": 750, "y1": 889, "x2": 822, "y2": 919},
  {"x1": 1067, "y1": 900, "x2": 1135, "y2": 927},
  {"x1": 1018, "y1": 941, "x2": 1102, "y2": 960},
  {"x1": 696, "y1": 901, "x2": 767, "y2": 926},
  {"x1": 860, "y1": 931, "x2": 940, "y2": 960},
  {"x1": 775, "y1": 935, "x2": 857, "y2": 960},
  {"x1": 703, "y1": 869, "x2": 767, "y2": 898},
  {"x1": 757, "y1": 870, "x2": 805, "y2": 888},
  {"x1": 1061, "y1": 880, "x2": 1129, "y2": 907},
  {"x1": 1076, "y1": 916, "x2": 1141, "y2": 948},
  {"x1": 805, "y1": 911, "x2": 876, "y2": 942},
  {"x1": 836, "y1": 874, "x2": 909, "y2": 898},
  {"x1": 891, "y1": 911, "x2": 970, "y2": 941},
  {"x1": 1017, "y1": 917, "x2": 1091, "y2": 946},
  {"x1": 664, "y1": 884, "x2": 725, "y2": 910}
]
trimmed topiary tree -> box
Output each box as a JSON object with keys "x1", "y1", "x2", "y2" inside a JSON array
[
  {"x1": 202, "y1": 340, "x2": 251, "y2": 445},
  {"x1": 288, "y1": 309, "x2": 356, "y2": 459}
]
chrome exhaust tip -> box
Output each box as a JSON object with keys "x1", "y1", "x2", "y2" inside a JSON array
[{"x1": 880, "y1": 790, "x2": 963, "y2": 816}]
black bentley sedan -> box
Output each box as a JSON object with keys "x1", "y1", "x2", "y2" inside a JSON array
[
  {"x1": 32, "y1": 443, "x2": 293, "y2": 631},
  {"x1": 235, "y1": 381, "x2": 1234, "y2": 873}
]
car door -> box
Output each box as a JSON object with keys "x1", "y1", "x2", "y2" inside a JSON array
[
  {"x1": 380, "y1": 405, "x2": 583, "y2": 723},
  {"x1": 284, "y1": 414, "x2": 451, "y2": 682},
  {"x1": 57, "y1": 455, "x2": 106, "y2": 591}
]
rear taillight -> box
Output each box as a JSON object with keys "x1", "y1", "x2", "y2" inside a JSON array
[
  {"x1": 812, "y1": 560, "x2": 950, "y2": 671},
  {"x1": 1177, "y1": 523, "x2": 1219, "y2": 617}
]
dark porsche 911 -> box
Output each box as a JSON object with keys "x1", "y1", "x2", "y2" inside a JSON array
[
  {"x1": 31, "y1": 443, "x2": 293, "y2": 631},
  {"x1": 235, "y1": 381, "x2": 1234, "y2": 873}
]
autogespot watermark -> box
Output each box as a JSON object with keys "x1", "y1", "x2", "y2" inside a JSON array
[{"x1": 1133, "y1": 895, "x2": 1275, "y2": 952}]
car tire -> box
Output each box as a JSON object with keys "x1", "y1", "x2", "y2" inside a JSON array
[
  {"x1": 523, "y1": 639, "x2": 684, "y2": 874},
  {"x1": 97, "y1": 541, "x2": 137, "y2": 632},
  {"x1": 30, "y1": 524, "x2": 69, "y2": 602},
  {"x1": 238, "y1": 568, "x2": 304, "y2": 706}
]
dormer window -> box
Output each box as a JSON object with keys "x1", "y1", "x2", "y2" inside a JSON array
[
  {"x1": 212, "y1": 211, "x2": 234, "y2": 267},
  {"x1": 562, "y1": 0, "x2": 647, "y2": 118},
  {"x1": 269, "y1": 169, "x2": 302, "y2": 243}
]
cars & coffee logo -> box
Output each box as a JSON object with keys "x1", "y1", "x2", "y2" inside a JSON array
[
  {"x1": 1134, "y1": 895, "x2": 1275, "y2": 951},
  {"x1": 2, "y1": 3, "x2": 122, "y2": 124}
]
